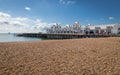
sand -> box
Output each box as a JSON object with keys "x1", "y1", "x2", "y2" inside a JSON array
[{"x1": 0, "y1": 37, "x2": 120, "y2": 75}]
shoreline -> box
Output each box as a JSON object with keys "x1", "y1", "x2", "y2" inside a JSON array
[{"x1": 0, "y1": 36, "x2": 112, "y2": 43}]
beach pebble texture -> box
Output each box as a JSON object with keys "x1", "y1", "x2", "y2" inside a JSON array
[{"x1": 0, "y1": 37, "x2": 120, "y2": 75}]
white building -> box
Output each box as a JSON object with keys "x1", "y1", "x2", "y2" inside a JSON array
[
  {"x1": 47, "y1": 22, "x2": 83, "y2": 34},
  {"x1": 47, "y1": 23, "x2": 62, "y2": 33},
  {"x1": 111, "y1": 24, "x2": 120, "y2": 35},
  {"x1": 47, "y1": 22, "x2": 120, "y2": 35},
  {"x1": 85, "y1": 24, "x2": 120, "y2": 35}
]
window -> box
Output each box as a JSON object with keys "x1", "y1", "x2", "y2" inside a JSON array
[
  {"x1": 118, "y1": 28, "x2": 120, "y2": 30},
  {"x1": 118, "y1": 32, "x2": 120, "y2": 34}
]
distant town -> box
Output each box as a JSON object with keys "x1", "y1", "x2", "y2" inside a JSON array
[{"x1": 47, "y1": 22, "x2": 120, "y2": 35}]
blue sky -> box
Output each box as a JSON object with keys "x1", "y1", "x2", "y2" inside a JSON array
[{"x1": 0, "y1": 0, "x2": 120, "y2": 33}]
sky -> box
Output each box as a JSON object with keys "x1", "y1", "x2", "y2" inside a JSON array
[{"x1": 0, "y1": 0, "x2": 120, "y2": 33}]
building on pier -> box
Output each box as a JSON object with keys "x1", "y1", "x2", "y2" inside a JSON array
[
  {"x1": 47, "y1": 22, "x2": 83, "y2": 34},
  {"x1": 111, "y1": 24, "x2": 120, "y2": 35},
  {"x1": 47, "y1": 22, "x2": 120, "y2": 35}
]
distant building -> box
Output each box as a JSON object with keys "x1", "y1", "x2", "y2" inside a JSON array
[
  {"x1": 47, "y1": 22, "x2": 120, "y2": 35},
  {"x1": 111, "y1": 24, "x2": 120, "y2": 35},
  {"x1": 47, "y1": 22, "x2": 82, "y2": 34},
  {"x1": 85, "y1": 24, "x2": 120, "y2": 35}
]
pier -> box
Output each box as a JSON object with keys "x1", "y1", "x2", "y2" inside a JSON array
[
  {"x1": 17, "y1": 33, "x2": 111, "y2": 39},
  {"x1": 17, "y1": 22, "x2": 120, "y2": 39}
]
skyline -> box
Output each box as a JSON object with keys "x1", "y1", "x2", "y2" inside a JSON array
[{"x1": 0, "y1": 0, "x2": 120, "y2": 33}]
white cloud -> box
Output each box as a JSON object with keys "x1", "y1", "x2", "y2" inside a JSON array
[
  {"x1": 59, "y1": 0, "x2": 76, "y2": 5},
  {"x1": 0, "y1": 12, "x2": 11, "y2": 18},
  {"x1": 67, "y1": 0, "x2": 75, "y2": 4},
  {"x1": 0, "y1": 12, "x2": 53, "y2": 33},
  {"x1": 15, "y1": 17, "x2": 28, "y2": 21},
  {"x1": 109, "y1": 17, "x2": 114, "y2": 20},
  {"x1": 59, "y1": 0, "x2": 65, "y2": 4},
  {"x1": 25, "y1": 7, "x2": 31, "y2": 11},
  {"x1": 34, "y1": 19, "x2": 53, "y2": 32}
]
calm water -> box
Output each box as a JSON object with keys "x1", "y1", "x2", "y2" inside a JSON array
[{"x1": 0, "y1": 33, "x2": 41, "y2": 42}]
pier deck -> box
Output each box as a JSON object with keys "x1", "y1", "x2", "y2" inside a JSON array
[{"x1": 17, "y1": 33, "x2": 111, "y2": 39}]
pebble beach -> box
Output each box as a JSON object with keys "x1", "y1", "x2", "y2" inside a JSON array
[{"x1": 0, "y1": 37, "x2": 120, "y2": 75}]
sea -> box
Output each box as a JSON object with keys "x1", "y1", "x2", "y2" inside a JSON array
[{"x1": 0, "y1": 33, "x2": 41, "y2": 42}]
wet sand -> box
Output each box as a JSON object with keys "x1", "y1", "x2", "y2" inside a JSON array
[{"x1": 0, "y1": 37, "x2": 120, "y2": 75}]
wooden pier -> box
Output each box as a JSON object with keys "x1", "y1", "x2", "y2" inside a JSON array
[{"x1": 17, "y1": 33, "x2": 111, "y2": 39}]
